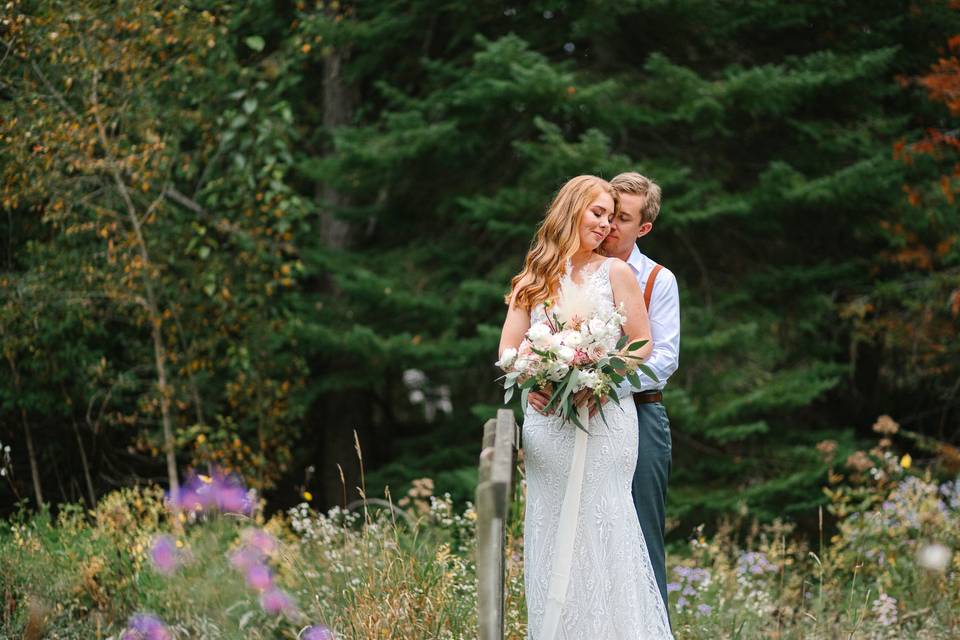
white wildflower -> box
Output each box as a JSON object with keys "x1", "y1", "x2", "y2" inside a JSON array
[
  {"x1": 916, "y1": 542, "x2": 952, "y2": 572},
  {"x1": 872, "y1": 591, "x2": 897, "y2": 626}
]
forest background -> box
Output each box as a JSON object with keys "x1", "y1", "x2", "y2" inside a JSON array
[{"x1": 2, "y1": 0, "x2": 960, "y2": 550}]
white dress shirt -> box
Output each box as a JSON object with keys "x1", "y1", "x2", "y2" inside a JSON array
[{"x1": 616, "y1": 245, "x2": 680, "y2": 397}]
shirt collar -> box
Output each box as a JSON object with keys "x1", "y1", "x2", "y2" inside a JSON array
[{"x1": 626, "y1": 244, "x2": 647, "y2": 276}]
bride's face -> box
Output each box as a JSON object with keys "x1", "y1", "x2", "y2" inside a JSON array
[{"x1": 576, "y1": 192, "x2": 615, "y2": 251}]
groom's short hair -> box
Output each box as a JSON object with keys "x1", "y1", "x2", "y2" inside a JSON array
[{"x1": 610, "y1": 172, "x2": 662, "y2": 225}]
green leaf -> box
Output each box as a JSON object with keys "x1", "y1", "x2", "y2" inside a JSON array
[
  {"x1": 637, "y1": 364, "x2": 659, "y2": 382},
  {"x1": 243, "y1": 98, "x2": 258, "y2": 114},
  {"x1": 628, "y1": 339, "x2": 648, "y2": 351},
  {"x1": 609, "y1": 357, "x2": 625, "y2": 370},
  {"x1": 531, "y1": 345, "x2": 552, "y2": 358},
  {"x1": 245, "y1": 35, "x2": 265, "y2": 52},
  {"x1": 569, "y1": 408, "x2": 588, "y2": 433},
  {"x1": 520, "y1": 376, "x2": 538, "y2": 390},
  {"x1": 504, "y1": 386, "x2": 514, "y2": 404},
  {"x1": 627, "y1": 371, "x2": 643, "y2": 389},
  {"x1": 616, "y1": 334, "x2": 628, "y2": 350},
  {"x1": 598, "y1": 403, "x2": 610, "y2": 428}
]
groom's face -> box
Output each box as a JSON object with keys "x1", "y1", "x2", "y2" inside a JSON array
[{"x1": 602, "y1": 192, "x2": 653, "y2": 258}]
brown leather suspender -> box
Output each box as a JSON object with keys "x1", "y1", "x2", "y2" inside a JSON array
[{"x1": 644, "y1": 264, "x2": 663, "y2": 310}]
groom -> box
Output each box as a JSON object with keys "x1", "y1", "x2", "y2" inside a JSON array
[{"x1": 606, "y1": 172, "x2": 680, "y2": 627}]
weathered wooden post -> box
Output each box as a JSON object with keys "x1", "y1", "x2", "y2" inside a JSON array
[{"x1": 477, "y1": 408, "x2": 518, "y2": 640}]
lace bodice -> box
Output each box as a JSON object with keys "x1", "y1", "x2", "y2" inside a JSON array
[{"x1": 530, "y1": 258, "x2": 618, "y2": 348}]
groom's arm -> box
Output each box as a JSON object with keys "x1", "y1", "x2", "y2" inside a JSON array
[{"x1": 615, "y1": 269, "x2": 680, "y2": 398}]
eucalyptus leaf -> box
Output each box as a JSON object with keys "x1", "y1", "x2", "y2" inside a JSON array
[
  {"x1": 504, "y1": 386, "x2": 514, "y2": 404},
  {"x1": 637, "y1": 364, "x2": 659, "y2": 382},
  {"x1": 627, "y1": 339, "x2": 648, "y2": 351}
]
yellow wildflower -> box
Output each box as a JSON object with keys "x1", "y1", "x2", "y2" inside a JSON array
[{"x1": 900, "y1": 453, "x2": 912, "y2": 469}]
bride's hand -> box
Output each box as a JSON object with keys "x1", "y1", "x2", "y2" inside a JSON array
[
  {"x1": 573, "y1": 389, "x2": 609, "y2": 418},
  {"x1": 528, "y1": 384, "x2": 554, "y2": 415}
]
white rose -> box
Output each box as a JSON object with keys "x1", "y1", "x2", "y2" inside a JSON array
[
  {"x1": 545, "y1": 361, "x2": 570, "y2": 382},
  {"x1": 587, "y1": 317, "x2": 606, "y2": 337},
  {"x1": 556, "y1": 346, "x2": 576, "y2": 364},
  {"x1": 572, "y1": 369, "x2": 595, "y2": 390},
  {"x1": 496, "y1": 348, "x2": 517, "y2": 369},
  {"x1": 514, "y1": 356, "x2": 532, "y2": 373},
  {"x1": 560, "y1": 329, "x2": 583, "y2": 349},
  {"x1": 527, "y1": 322, "x2": 553, "y2": 350}
]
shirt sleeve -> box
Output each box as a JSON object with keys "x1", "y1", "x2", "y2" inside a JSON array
[{"x1": 617, "y1": 268, "x2": 680, "y2": 396}]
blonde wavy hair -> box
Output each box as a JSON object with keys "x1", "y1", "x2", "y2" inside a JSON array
[{"x1": 506, "y1": 175, "x2": 619, "y2": 311}]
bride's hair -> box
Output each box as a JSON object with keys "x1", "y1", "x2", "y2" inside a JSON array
[{"x1": 506, "y1": 175, "x2": 619, "y2": 311}]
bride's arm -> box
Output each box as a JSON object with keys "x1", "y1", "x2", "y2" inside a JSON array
[
  {"x1": 498, "y1": 283, "x2": 531, "y2": 358},
  {"x1": 609, "y1": 260, "x2": 654, "y2": 362}
]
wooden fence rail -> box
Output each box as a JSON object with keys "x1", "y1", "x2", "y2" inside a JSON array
[{"x1": 476, "y1": 408, "x2": 519, "y2": 640}]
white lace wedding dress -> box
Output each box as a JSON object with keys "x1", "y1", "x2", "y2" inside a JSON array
[{"x1": 522, "y1": 258, "x2": 674, "y2": 640}]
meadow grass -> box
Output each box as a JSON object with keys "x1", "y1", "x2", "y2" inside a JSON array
[{"x1": 1, "y1": 445, "x2": 958, "y2": 638}]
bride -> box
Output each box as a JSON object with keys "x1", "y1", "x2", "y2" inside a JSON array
[{"x1": 498, "y1": 175, "x2": 674, "y2": 639}]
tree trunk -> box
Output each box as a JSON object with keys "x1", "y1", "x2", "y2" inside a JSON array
[
  {"x1": 91, "y1": 72, "x2": 180, "y2": 499},
  {"x1": 318, "y1": 45, "x2": 358, "y2": 248},
  {"x1": 5, "y1": 353, "x2": 44, "y2": 508},
  {"x1": 314, "y1": 44, "x2": 369, "y2": 507},
  {"x1": 72, "y1": 417, "x2": 97, "y2": 508}
]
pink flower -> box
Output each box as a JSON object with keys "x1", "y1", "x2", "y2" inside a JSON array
[
  {"x1": 572, "y1": 349, "x2": 592, "y2": 366},
  {"x1": 149, "y1": 535, "x2": 178, "y2": 575},
  {"x1": 260, "y1": 587, "x2": 298, "y2": 617},
  {"x1": 241, "y1": 528, "x2": 278, "y2": 555},
  {"x1": 588, "y1": 344, "x2": 607, "y2": 361},
  {"x1": 245, "y1": 563, "x2": 274, "y2": 591},
  {"x1": 229, "y1": 546, "x2": 263, "y2": 572},
  {"x1": 303, "y1": 625, "x2": 335, "y2": 640},
  {"x1": 121, "y1": 613, "x2": 172, "y2": 640}
]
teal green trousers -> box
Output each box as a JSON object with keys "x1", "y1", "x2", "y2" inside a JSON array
[{"x1": 632, "y1": 401, "x2": 673, "y2": 629}]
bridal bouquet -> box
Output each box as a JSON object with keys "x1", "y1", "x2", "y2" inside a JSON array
[{"x1": 496, "y1": 278, "x2": 657, "y2": 431}]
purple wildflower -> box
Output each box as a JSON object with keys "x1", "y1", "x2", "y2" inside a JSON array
[
  {"x1": 149, "y1": 535, "x2": 179, "y2": 575},
  {"x1": 218, "y1": 483, "x2": 252, "y2": 514},
  {"x1": 169, "y1": 468, "x2": 255, "y2": 516},
  {"x1": 245, "y1": 563, "x2": 274, "y2": 591},
  {"x1": 697, "y1": 603, "x2": 712, "y2": 616},
  {"x1": 261, "y1": 587, "x2": 298, "y2": 617},
  {"x1": 121, "y1": 613, "x2": 172, "y2": 640},
  {"x1": 666, "y1": 582, "x2": 681, "y2": 593},
  {"x1": 303, "y1": 625, "x2": 335, "y2": 640}
]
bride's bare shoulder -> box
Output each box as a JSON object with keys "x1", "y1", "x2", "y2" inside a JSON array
[{"x1": 607, "y1": 258, "x2": 633, "y2": 277}]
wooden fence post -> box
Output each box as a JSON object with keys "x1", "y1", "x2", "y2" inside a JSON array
[{"x1": 477, "y1": 408, "x2": 518, "y2": 640}]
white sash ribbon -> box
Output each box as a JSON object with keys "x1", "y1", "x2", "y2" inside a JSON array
[{"x1": 540, "y1": 403, "x2": 590, "y2": 639}]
